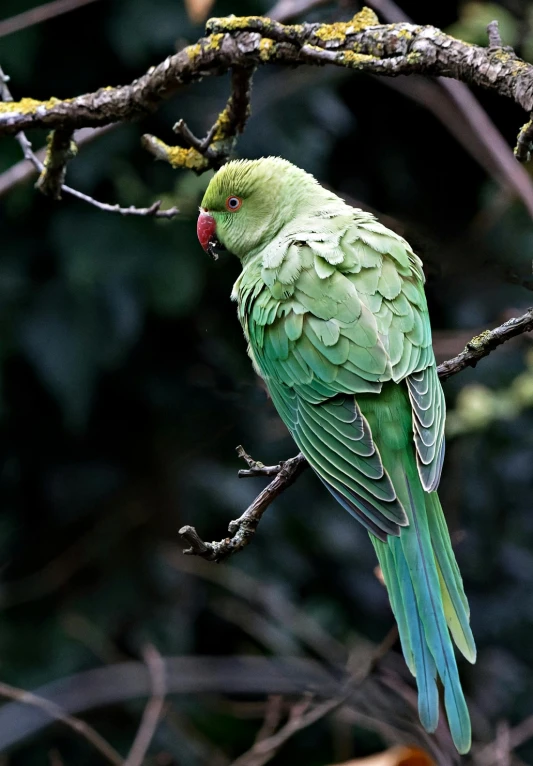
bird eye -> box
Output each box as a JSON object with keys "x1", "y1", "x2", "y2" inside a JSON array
[{"x1": 225, "y1": 196, "x2": 242, "y2": 212}]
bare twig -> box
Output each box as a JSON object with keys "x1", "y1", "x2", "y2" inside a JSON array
[
  {"x1": 237, "y1": 445, "x2": 280, "y2": 477},
  {"x1": 124, "y1": 645, "x2": 166, "y2": 766},
  {"x1": 0, "y1": 66, "x2": 178, "y2": 217},
  {"x1": 0, "y1": 0, "x2": 103, "y2": 39},
  {"x1": 253, "y1": 696, "x2": 284, "y2": 745},
  {"x1": 475, "y1": 713, "x2": 533, "y2": 765},
  {"x1": 180, "y1": 307, "x2": 533, "y2": 560},
  {"x1": 229, "y1": 626, "x2": 397, "y2": 766},
  {"x1": 166, "y1": 547, "x2": 349, "y2": 665},
  {"x1": 0, "y1": 657, "x2": 340, "y2": 750},
  {"x1": 179, "y1": 452, "x2": 308, "y2": 561},
  {"x1": 436, "y1": 307, "x2": 533, "y2": 380},
  {"x1": 0, "y1": 680, "x2": 124, "y2": 766}
]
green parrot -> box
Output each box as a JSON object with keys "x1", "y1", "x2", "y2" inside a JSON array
[{"x1": 197, "y1": 157, "x2": 476, "y2": 753}]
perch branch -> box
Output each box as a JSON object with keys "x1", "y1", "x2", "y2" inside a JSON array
[
  {"x1": 2, "y1": 11, "x2": 533, "y2": 162},
  {"x1": 180, "y1": 307, "x2": 533, "y2": 560},
  {"x1": 436, "y1": 307, "x2": 533, "y2": 380},
  {"x1": 178, "y1": 452, "x2": 308, "y2": 561}
]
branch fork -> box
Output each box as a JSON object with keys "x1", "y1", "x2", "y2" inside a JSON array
[{"x1": 143, "y1": 65, "x2": 254, "y2": 173}]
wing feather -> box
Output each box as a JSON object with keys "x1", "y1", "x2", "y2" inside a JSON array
[{"x1": 238, "y1": 211, "x2": 445, "y2": 529}]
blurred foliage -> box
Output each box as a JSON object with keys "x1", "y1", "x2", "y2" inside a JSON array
[{"x1": 2, "y1": 0, "x2": 533, "y2": 764}]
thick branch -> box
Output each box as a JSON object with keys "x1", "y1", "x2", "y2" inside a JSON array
[
  {"x1": 2, "y1": 10, "x2": 533, "y2": 160},
  {"x1": 180, "y1": 307, "x2": 533, "y2": 560}
]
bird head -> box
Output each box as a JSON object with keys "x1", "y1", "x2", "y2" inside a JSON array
[{"x1": 197, "y1": 157, "x2": 324, "y2": 261}]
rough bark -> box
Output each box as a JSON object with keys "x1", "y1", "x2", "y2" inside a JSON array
[{"x1": 1, "y1": 9, "x2": 533, "y2": 161}]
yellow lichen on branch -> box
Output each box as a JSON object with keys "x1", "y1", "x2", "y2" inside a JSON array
[
  {"x1": 0, "y1": 96, "x2": 63, "y2": 115},
  {"x1": 141, "y1": 135, "x2": 210, "y2": 171},
  {"x1": 314, "y1": 7, "x2": 379, "y2": 44}
]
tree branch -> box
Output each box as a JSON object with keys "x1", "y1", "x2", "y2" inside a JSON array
[
  {"x1": 34, "y1": 128, "x2": 76, "y2": 199},
  {"x1": 0, "y1": 680, "x2": 124, "y2": 766},
  {"x1": 2, "y1": 10, "x2": 533, "y2": 162},
  {"x1": 179, "y1": 307, "x2": 533, "y2": 561},
  {"x1": 124, "y1": 645, "x2": 166, "y2": 766},
  {"x1": 0, "y1": 66, "x2": 179, "y2": 217},
  {"x1": 436, "y1": 307, "x2": 533, "y2": 380},
  {"x1": 229, "y1": 625, "x2": 398, "y2": 766},
  {"x1": 178, "y1": 451, "x2": 308, "y2": 561},
  {"x1": 142, "y1": 64, "x2": 254, "y2": 173}
]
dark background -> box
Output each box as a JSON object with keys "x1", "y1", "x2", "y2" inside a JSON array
[{"x1": 1, "y1": 0, "x2": 533, "y2": 763}]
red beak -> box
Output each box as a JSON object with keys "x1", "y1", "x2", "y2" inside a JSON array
[{"x1": 197, "y1": 210, "x2": 217, "y2": 253}]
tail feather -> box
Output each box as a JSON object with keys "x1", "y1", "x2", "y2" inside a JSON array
[
  {"x1": 356, "y1": 383, "x2": 474, "y2": 753},
  {"x1": 392, "y1": 540, "x2": 439, "y2": 732},
  {"x1": 371, "y1": 538, "x2": 416, "y2": 673},
  {"x1": 374, "y1": 465, "x2": 473, "y2": 754},
  {"x1": 372, "y1": 535, "x2": 440, "y2": 732},
  {"x1": 426, "y1": 495, "x2": 476, "y2": 663},
  {"x1": 402, "y1": 475, "x2": 471, "y2": 754}
]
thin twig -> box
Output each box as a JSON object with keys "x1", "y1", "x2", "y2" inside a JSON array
[
  {"x1": 0, "y1": 66, "x2": 178, "y2": 218},
  {"x1": 253, "y1": 696, "x2": 284, "y2": 745},
  {"x1": 436, "y1": 307, "x2": 533, "y2": 380},
  {"x1": 0, "y1": 657, "x2": 340, "y2": 750},
  {"x1": 166, "y1": 547, "x2": 349, "y2": 666},
  {"x1": 476, "y1": 713, "x2": 533, "y2": 765},
  {"x1": 0, "y1": 125, "x2": 115, "y2": 197},
  {"x1": 0, "y1": 680, "x2": 124, "y2": 766},
  {"x1": 124, "y1": 645, "x2": 166, "y2": 766},
  {"x1": 0, "y1": 0, "x2": 103, "y2": 39},
  {"x1": 229, "y1": 626, "x2": 398, "y2": 766}
]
